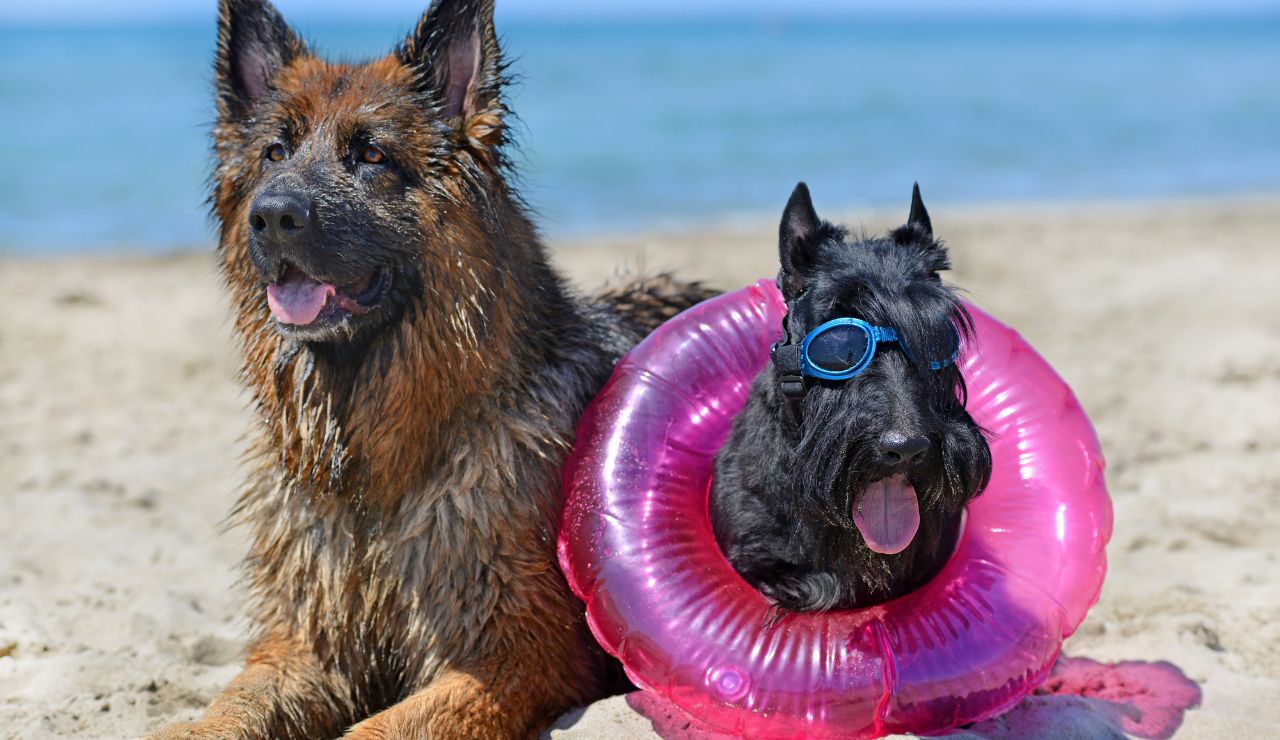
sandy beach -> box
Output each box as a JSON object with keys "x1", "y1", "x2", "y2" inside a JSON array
[{"x1": 1, "y1": 195, "x2": 1277, "y2": 738}]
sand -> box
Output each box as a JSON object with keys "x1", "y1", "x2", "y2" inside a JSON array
[{"x1": 1, "y1": 196, "x2": 1277, "y2": 738}]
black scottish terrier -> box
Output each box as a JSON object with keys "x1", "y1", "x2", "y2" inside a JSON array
[{"x1": 710, "y1": 183, "x2": 992, "y2": 613}]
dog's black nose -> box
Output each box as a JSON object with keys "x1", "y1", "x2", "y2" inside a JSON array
[
  {"x1": 249, "y1": 192, "x2": 312, "y2": 242},
  {"x1": 878, "y1": 431, "x2": 930, "y2": 466}
]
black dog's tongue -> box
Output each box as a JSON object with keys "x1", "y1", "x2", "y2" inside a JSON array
[{"x1": 853, "y1": 474, "x2": 921, "y2": 554}]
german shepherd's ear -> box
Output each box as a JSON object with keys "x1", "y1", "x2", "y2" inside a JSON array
[
  {"x1": 399, "y1": 0, "x2": 507, "y2": 153},
  {"x1": 780, "y1": 182, "x2": 822, "y2": 279},
  {"x1": 215, "y1": 0, "x2": 306, "y2": 122}
]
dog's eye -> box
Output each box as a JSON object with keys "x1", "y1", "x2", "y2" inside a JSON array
[
  {"x1": 361, "y1": 145, "x2": 387, "y2": 165},
  {"x1": 264, "y1": 144, "x2": 286, "y2": 162}
]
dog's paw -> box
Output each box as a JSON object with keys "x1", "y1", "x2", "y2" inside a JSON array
[
  {"x1": 761, "y1": 572, "x2": 843, "y2": 613},
  {"x1": 760, "y1": 602, "x2": 791, "y2": 629},
  {"x1": 144, "y1": 722, "x2": 215, "y2": 740},
  {"x1": 343, "y1": 718, "x2": 396, "y2": 740},
  {"x1": 145, "y1": 720, "x2": 248, "y2": 740}
]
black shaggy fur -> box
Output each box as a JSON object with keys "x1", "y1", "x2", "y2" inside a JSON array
[{"x1": 710, "y1": 183, "x2": 992, "y2": 613}]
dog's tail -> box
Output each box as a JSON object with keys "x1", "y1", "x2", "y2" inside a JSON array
[{"x1": 596, "y1": 274, "x2": 720, "y2": 338}]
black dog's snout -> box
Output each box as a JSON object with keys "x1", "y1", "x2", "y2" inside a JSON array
[
  {"x1": 249, "y1": 192, "x2": 313, "y2": 242},
  {"x1": 877, "y1": 431, "x2": 930, "y2": 466}
]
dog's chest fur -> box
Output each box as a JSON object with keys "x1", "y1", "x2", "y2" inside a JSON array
[
  {"x1": 249, "y1": 420, "x2": 556, "y2": 689},
  {"x1": 233, "y1": 302, "x2": 634, "y2": 705}
]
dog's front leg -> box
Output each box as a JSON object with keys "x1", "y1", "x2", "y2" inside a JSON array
[
  {"x1": 344, "y1": 625, "x2": 597, "y2": 740},
  {"x1": 342, "y1": 665, "x2": 522, "y2": 740},
  {"x1": 150, "y1": 631, "x2": 354, "y2": 740}
]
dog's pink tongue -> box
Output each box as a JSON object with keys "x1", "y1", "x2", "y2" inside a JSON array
[
  {"x1": 266, "y1": 275, "x2": 335, "y2": 325},
  {"x1": 853, "y1": 475, "x2": 921, "y2": 554}
]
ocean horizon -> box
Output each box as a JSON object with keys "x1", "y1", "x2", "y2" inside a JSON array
[{"x1": 2, "y1": 16, "x2": 1278, "y2": 253}]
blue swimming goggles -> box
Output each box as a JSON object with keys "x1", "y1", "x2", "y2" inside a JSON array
[{"x1": 771, "y1": 310, "x2": 958, "y2": 401}]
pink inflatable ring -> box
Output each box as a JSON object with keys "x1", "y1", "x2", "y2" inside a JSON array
[{"x1": 559, "y1": 280, "x2": 1112, "y2": 738}]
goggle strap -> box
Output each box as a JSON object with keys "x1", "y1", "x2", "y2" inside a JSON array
[
  {"x1": 770, "y1": 342, "x2": 806, "y2": 401},
  {"x1": 780, "y1": 376, "x2": 806, "y2": 401},
  {"x1": 874, "y1": 326, "x2": 899, "y2": 343}
]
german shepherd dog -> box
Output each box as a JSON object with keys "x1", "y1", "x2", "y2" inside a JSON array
[
  {"x1": 154, "y1": 1, "x2": 711, "y2": 737},
  {"x1": 710, "y1": 184, "x2": 991, "y2": 613}
]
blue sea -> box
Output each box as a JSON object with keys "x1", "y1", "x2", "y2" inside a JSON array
[{"x1": 1, "y1": 16, "x2": 1278, "y2": 253}]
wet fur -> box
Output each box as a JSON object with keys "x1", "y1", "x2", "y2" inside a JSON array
[
  {"x1": 153, "y1": 1, "x2": 712, "y2": 737},
  {"x1": 710, "y1": 184, "x2": 991, "y2": 613}
]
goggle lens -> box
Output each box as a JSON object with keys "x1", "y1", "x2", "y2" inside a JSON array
[{"x1": 806, "y1": 324, "x2": 871, "y2": 373}]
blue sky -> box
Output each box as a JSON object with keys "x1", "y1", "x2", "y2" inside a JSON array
[{"x1": 2, "y1": 0, "x2": 1276, "y2": 23}]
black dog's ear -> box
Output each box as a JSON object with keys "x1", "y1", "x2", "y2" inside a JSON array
[
  {"x1": 215, "y1": 0, "x2": 305, "y2": 122},
  {"x1": 399, "y1": 0, "x2": 506, "y2": 151},
  {"x1": 907, "y1": 182, "x2": 933, "y2": 237},
  {"x1": 780, "y1": 182, "x2": 822, "y2": 277}
]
